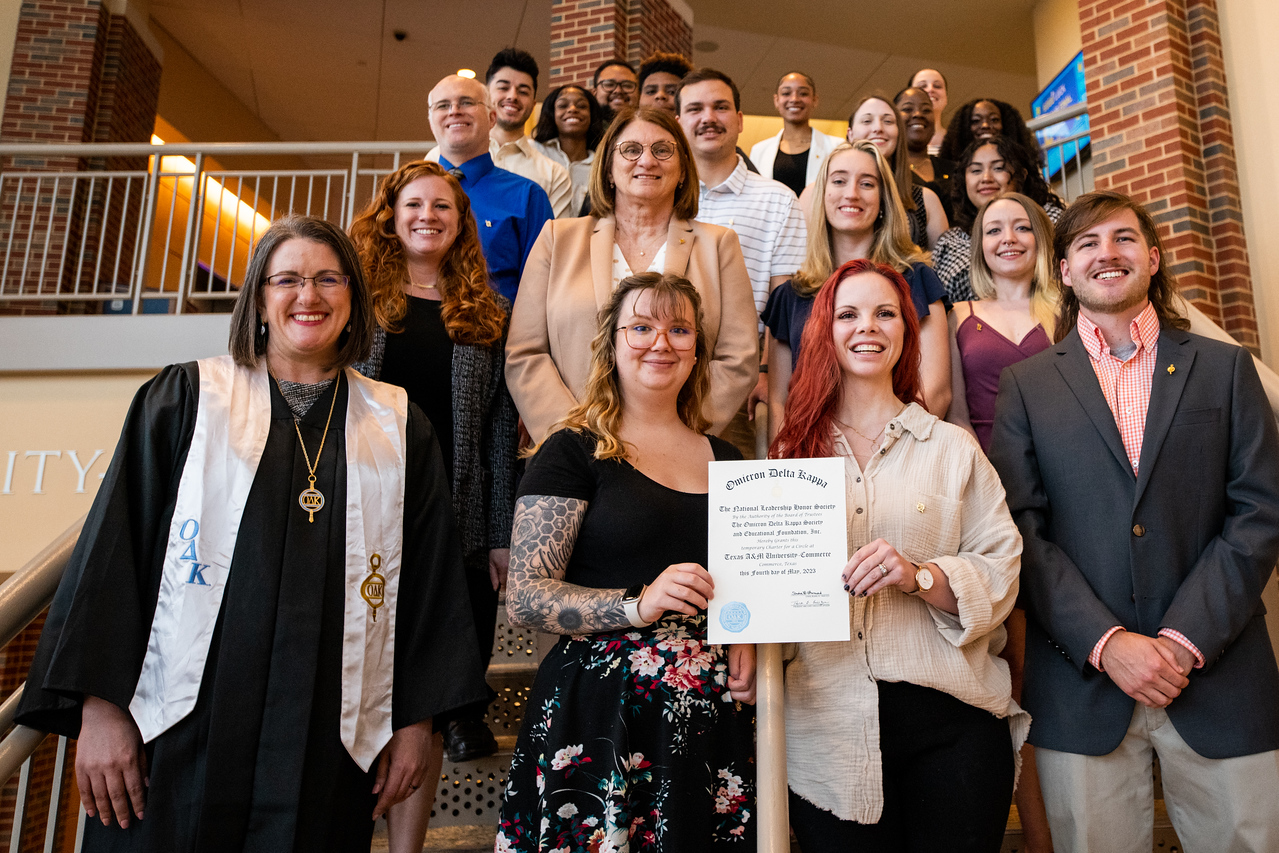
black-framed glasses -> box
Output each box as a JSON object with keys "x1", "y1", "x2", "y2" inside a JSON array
[
  {"x1": 617, "y1": 323, "x2": 696, "y2": 351},
  {"x1": 614, "y1": 140, "x2": 678, "y2": 161},
  {"x1": 596, "y1": 80, "x2": 637, "y2": 94},
  {"x1": 264, "y1": 273, "x2": 350, "y2": 290}
]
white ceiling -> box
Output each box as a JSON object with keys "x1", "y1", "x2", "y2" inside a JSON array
[{"x1": 149, "y1": 0, "x2": 1042, "y2": 143}]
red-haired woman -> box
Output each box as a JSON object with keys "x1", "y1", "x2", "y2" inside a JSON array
[
  {"x1": 349, "y1": 160, "x2": 519, "y2": 853},
  {"x1": 771, "y1": 258, "x2": 1025, "y2": 852}
]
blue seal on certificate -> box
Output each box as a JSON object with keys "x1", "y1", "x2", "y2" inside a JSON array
[{"x1": 719, "y1": 601, "x2": 750, "y2": 633}]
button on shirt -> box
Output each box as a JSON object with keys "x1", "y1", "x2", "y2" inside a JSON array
[
  {"x1": 783, "y1": 403, "x2": 1027, "y2": 823},
  {"x1": 1079, "y1": 302, "x2": 1206, "y2": 670},
  {"x1": 696, "y1": 156, "x2": 808, "y2": 329},
  {"x1": 435, "y1": 152, "x2": 554, "y2": 303}
]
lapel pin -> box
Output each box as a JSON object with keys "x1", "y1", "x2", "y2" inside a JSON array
[
  {"x1": 916, "y1": 502, "x2": 925, "y2": 513},
  {"x1": 1167, "y1": 364, "x2": 1175, "y2": 374},
  {"x1": 679, "y1": 238, "x2": 685, "y2": 244}
]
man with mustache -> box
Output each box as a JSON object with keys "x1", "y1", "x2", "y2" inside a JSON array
[
  {"x1": 676, "y1": 67, "x2": 806, "y2": 457},
  {"x1": 990, "y1": 190, "x2": 1279, "y2": 852}
]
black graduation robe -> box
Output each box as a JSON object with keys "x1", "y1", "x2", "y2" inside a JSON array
[{"x1": 16, "y1": 362, "x2": 489, "y2": 853}]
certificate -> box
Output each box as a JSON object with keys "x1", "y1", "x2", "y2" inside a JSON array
[{"x1": 707, "y1": 457, "x2": 851, "y2": 644}]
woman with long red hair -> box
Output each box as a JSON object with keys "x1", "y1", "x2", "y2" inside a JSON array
[{"x1": 772, "y1": 258, "x2": 1026, "y2": 853}]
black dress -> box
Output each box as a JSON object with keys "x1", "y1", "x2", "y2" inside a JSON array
[
  {"x1": 17, "y1": 364, "x2": 488, "y2": 853},
  {"x1": 495, "y1": 429, "x2": 756, "y2": 852}
]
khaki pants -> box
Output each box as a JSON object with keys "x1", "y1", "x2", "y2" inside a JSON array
[{"x1": 1037, "y1": 703, "x2": 1279, "y2": 853}]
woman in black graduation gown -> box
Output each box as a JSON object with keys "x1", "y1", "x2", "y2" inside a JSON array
[{"x1": 16, "y1": 215, "x2": 488, "y2": 853}]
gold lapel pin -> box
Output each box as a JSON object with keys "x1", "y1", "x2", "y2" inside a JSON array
[
  {"x1": 916, "y1": 502, "x2": 926, "y2": 513},
  {"x1": 1167, "y1": 364, "x2": 1175, "y2": 374},
  {"x1": 679, "y1": 238, "x2": 686, "y2": 244}
]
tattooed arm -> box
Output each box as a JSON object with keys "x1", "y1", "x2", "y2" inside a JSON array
[{"x1": 505, "y1": 494, "x2": 632, "y2": 635}]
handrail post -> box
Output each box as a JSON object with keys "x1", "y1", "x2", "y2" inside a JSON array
[
  {"x1": 344, "y1": 151, "x2": 360, "y2": 228},
  {"x1": 130, "y1": 148, "x2": 163, "y2": 314},
  {"x1": 173, "y1": 151, "x2": 205, "y2": 315},
  {"x1": 756, "y1": 643, "x2": 788, "y2": 852}
]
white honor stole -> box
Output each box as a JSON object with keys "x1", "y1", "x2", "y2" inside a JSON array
[{"x1": 129, "y1": 355, "x2": 408, "y2": 771}]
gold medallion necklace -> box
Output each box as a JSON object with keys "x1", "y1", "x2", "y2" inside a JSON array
[{"x1": 285, "y1": 377, "x2": 339, "y2": 523}]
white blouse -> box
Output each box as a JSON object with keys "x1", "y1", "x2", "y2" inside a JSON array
[{"x1": 783, "y1": 403, "x2": 1029, "y2": 823}]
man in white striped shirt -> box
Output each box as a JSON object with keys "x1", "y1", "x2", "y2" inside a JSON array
[{"x1": 677, "y1": 67, "x2": 807, "y2": 453}]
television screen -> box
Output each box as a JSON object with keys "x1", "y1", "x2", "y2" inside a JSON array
[{"x1": 1032, "y1": 51, "x2": 1090, "y2": 180}]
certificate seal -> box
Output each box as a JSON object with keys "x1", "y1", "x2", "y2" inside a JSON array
[{"x1": 719, "y1": 601, "x2": 751, "y2": 633}]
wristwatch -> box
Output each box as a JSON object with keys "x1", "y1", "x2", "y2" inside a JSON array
[
  {"x1": 623, "y1": 583, "x2": 651, "y2": 627},
  {"x1": 911, "y1": 563, "x2": 935, "y2": 595}
]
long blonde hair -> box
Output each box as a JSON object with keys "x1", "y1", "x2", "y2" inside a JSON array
[
  {"x1": 968, "y1": 192, "x2": 1060, "y2": 339},
  {"x1": 792, "y1": 140, "x2": 927, "y2": 297},
  {"x1": 542, "y1": 273, "x2": 711, "y2": 460}
]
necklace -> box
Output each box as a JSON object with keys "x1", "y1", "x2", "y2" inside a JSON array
[
  {"x1": 835, "y1": 404, "x2": 906, "y2": 446},
  {"x1": 286, "y1": 377, "x2": 339, "y2": 522}
]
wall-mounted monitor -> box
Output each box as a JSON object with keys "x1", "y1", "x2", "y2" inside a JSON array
[{"x1": 1032, "y1": 51, "x2": 1090, "y2": 180}]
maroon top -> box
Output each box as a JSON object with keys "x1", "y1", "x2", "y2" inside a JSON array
[{"x1": 955, "y1": 305, "x2": 1051, "y2": 452}]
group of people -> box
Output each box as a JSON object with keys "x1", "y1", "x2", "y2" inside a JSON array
[{"x1": 13, "y1": 45, "x2": 1279, "y2": 853}]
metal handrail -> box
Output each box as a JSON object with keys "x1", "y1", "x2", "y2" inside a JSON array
[
  {"x1": 0, "y1": 141, "x2": 434, "y2": 157},
  {"x1": 0, "y1": 516, "x2": 83, "y2": 650},
  {"x1": 1026, "y1": 100, "x2": 1089, "y2": 131}
]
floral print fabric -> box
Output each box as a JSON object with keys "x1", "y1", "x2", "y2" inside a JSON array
[{"x1": 496, "y1": 615, "x2": 755, "y2": 852}]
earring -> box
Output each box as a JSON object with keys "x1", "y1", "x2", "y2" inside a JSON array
[
  {"x1": 258, "y1": 317, "x2": 266, "y2": 336},
  {"x1": 345, "y1": 322, "x2": 352, "y2": 332}
]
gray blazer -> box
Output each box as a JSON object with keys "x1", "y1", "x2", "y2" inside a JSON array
[
  {"x1": 358, "y1": 312, "x2": 519, "y2": 561},
  {"x1": 990, "y1": 324, "x2": 1279, "y2": 759}
]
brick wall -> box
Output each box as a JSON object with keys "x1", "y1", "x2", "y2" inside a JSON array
[
  {"x1": 548, "y1": 0, "x2": 692, "y2": 89},
  {"x1": 1079, "y1": 0, "x2": 1259, "y2": 350},
  {"x1": 626, "y1": 0, "x2": 692, "y2": 66},
  {"x1": 548, "y1": 0, "x2": 630, "y2": 89},
  {"x1": 1, "y1": 1, "x2": 160, "y2": 311}
]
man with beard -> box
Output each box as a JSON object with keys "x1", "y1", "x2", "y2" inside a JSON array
[
  {"x1": 677, "y1": 68, "x2": 806, "y2": 456},
  {"x1": 590, "y1": 59, "x2": 638, "y2": 122},
  {"x1": 989, "y1": 190, "x2": 1279, "y2": 852},
  {"x1": 429, "y1": 49, "x2": 571, "y2": 219}
]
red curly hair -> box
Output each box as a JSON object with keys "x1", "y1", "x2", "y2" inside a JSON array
[
  {"x1": 770, "y1": 259, "x2": 923, "y2": 460},
  {"x1": 349, "y1": 160, "x2": 505, "y2": 347}
]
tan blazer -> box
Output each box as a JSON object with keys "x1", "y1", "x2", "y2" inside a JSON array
[{"x1": 506, "y1": 215, "x2": 759, "y2": 442}]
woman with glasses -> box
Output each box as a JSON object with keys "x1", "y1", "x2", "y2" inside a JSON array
[
  {"x1": 17, "y1": 215, "x2": 487, "y2": 852},
  {"x1": 497, "y1": 272, "x2": 757, "y2": 852},
  {"x1": 348, "y1": 161, "x2": 519, "y2": 852},
  {"x1": 507, "y1": 106, "x2": 758, "y2": 445},
  {"x1": 532, "y1": 84, "x2": 606, "y2": 217}
]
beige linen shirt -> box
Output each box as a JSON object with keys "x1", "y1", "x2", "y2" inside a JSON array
[{"x1": 784, "y1": 403, "x2": 1029, "y2": 823}]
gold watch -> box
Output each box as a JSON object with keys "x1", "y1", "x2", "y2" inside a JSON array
[{"x1": 911, "y1": 563, "x2": 934, "y2": 594}]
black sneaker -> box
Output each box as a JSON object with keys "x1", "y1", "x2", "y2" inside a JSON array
[{"x1": 441, "y1": 718, "x2": 498, "y2": 763}]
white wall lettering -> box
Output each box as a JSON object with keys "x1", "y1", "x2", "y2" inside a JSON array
[
  {"x1": 25, "y1": 450, "x2": 62, "y2": 494},
  {"x1": 2, "y1": 451, "x2": 14, "y2": 495},
  {"x1": 67, "y1": 449, "x2": 105, "y2": 493}
]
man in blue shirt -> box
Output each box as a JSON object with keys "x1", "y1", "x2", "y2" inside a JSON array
[{"x1": 427, "y1": 75, "x2": 554, "y2": 303}]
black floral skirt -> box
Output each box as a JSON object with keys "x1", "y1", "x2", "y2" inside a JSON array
[{"x1": 496, "y1": 614, "x2": 756, "y2": 852}]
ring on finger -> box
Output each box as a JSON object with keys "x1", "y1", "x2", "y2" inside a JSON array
[{"x1": 878, "y1": 563, "x2": 888, "y2": 578}]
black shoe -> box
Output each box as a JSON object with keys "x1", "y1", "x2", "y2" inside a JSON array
[{"x1": 442, "y1": 718, "x2": 498, "y2": 763}]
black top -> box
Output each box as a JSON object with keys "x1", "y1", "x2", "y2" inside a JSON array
[
  {"x1": 516, "y1": 428, "x2": 742, "y2": 590},
  {"x1": 772, "y1": 148, "x2": 809, "y2": 197},
  {"x1": 762, "y1": 261, "x2": 945, "y2": 362},
  {"x1": 380, "y1": 296, "x2": 455, "y2": 478},
  {"x1": 18, "y1": 364, "x2": 487, "y2": 852}
]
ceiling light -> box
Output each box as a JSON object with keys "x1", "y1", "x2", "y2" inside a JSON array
[{"x1": 457, "y1": 69, "x2": 476, "y2": 79}]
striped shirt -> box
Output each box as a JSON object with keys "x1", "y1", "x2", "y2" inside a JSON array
[
  {"x1": 1078, "y1": 303, "x2": 1206, "y2": 670},
  {"x1": 696, "y1": 157, "x2": 807, "y2": 329}
]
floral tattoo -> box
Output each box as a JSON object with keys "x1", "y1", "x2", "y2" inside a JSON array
[{"x1": 505, "y1": 495, "x2": 632, "y2": 635}]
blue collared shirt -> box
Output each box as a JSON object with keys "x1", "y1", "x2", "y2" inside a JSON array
[{"x1": 438, "y1": 152, "x2": 554, "y2": 302}]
